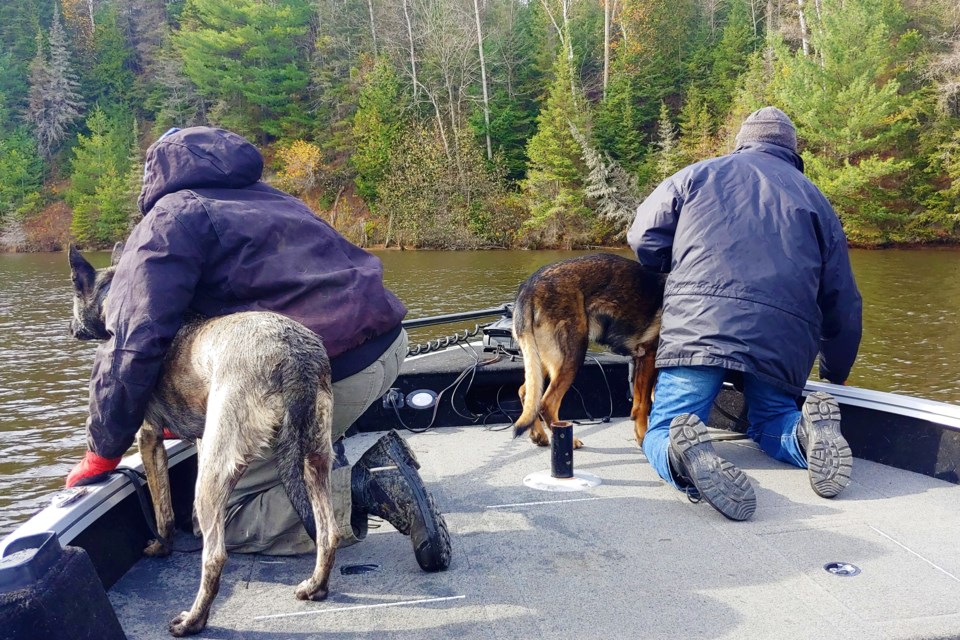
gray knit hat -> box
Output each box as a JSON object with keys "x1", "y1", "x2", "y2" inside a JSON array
[{"x1": 735, "y1": 106, "x2": 797, "y2": 152}]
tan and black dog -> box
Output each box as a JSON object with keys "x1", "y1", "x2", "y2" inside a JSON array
[
  {"x1": 512, "y1": 253, "x2": 665, "y2": 448},
  {"x1": 68, "y1": 245, "x2": 339, "y2": 637}
]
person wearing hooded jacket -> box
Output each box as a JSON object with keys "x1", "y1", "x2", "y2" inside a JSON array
[
  {"x1": 628, "y1": 107, "x2": 863, "y2": 521},
  {"x1": 65, "y1": 126, "x2": 451, "y2": 571}
]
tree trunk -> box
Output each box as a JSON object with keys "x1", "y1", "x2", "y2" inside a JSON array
[
  {"x1": 602, "y1": 0, "x2": 610, "y2": 100},
  {"x1": 402, "y1": 0, "x2": 418, "y2": 102},
  {"x1": 367, "y1": 0, "x2": 378, "y2": 56},
  {"x1": 330, "y1": 184, "x2": 345, "y2": 229},
  {"x1": 798, "y1": 0, "x2": 810, "y2": 56},
  {"x1": 473, "y1": 0, "x2": 493, "y2": 160}
]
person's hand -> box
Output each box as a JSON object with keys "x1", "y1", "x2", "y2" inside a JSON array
[{"x1": 66, "y1": 451, "x2": 122, "y2": 487}]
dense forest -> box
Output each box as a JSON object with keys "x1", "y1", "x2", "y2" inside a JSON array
[{"x1": 0, "y1": 0, "x2": 958, "y2": 251}]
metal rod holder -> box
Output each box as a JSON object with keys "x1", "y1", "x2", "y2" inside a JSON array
[{"x1": 550, "y1": 421, "x2": 574, "y2": 479}]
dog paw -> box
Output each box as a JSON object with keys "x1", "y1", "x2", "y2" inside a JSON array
[
  {"x1": 295, "y1": 579, "x2": 329, "y2": 602},
  {"x1": 530, "y1": 432, "x2": 550, "y2": 447},
  {"x1": 573, "y1": 437, "x2": 584, "y2": 449},
  {"x1": 144, "y1": 539, "x2": 171, "y2": 557},
  {"x1": 168, "y1": 611, "x2": 205, "y2": 637}
]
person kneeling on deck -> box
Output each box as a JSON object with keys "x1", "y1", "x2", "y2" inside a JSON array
[
  {"x1": 65, "y1": 126, "x2": 451, "y2": 571},
  {"x1": 627, "y1": 107, "x2": 863, "y2": 521}
]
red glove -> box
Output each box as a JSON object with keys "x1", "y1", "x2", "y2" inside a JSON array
[
  {"x1": 66, "y1": 451, "x2": 122, "y2": 488},
  {"x1": 162, "y1": 428, "x2": 178, "y2": 439}
]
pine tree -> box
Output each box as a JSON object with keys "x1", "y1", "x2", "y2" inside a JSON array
[
  {"x1": 175, "y1": 0, "x2": 313, "y2": 140},
  {"x1": 593, "y1": 70, "x2": 645, "y2": 172},
  {"x1": 521, "y1": 52, "x2": 590, "y2": 247},
  {"x1": 68, "y1": 108, "x2": 132, "y2": 245},
  {"x1": 678, "y1": 87, "x2": 713, "y2": 164},
  {"x1": 654, "y1": 101, "x2": 684, "y2": 180},
  {"x1": 572, "y1": 124, "x2": 640, "y2": 231},
  {"x1": 87, "y1": 6, "x2": 137, "y2": 107},
  {"x1": 26, "y1": 5, "x2": 84, "y2": 158},
  {"x1": 0, "y1": 128, "x2": 43, "y2": 221},
  {"x1": 774, "y1": 0, "x2": 919, "y2": 241}
]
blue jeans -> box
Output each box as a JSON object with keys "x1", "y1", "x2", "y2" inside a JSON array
[{"x1": 643, "y1": 366, "x2": 807, "y2": 489}]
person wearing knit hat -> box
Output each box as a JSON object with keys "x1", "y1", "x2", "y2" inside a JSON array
[
  {"x1": 735, "y1": 106, "x2": 798, "y2": 153},
  {"x1": 626, "y1": 106, "x2": 862, "y2": 522}
]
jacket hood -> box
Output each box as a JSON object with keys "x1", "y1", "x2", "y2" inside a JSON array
[
  {"x1": 137, "y1": 127, "x2": 264, "y2": 215},
  {"x1": 732, "y1": 141, "x2": 805, "y2": 173}
]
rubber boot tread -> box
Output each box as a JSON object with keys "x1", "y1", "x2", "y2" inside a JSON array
[
  {"x1": 670, "y1": 414, "x2": 756, "y2": 521},
  {"x1": 801, "y1": 392, "x2": 852, "y2": 498}
]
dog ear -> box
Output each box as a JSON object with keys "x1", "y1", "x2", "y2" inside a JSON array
[
  {"x1": 68, "y1": 244, "x2": 97, "y2": 296},
  {"x1": 110, "y1": 242, "x2": 125, "y2": 266}
]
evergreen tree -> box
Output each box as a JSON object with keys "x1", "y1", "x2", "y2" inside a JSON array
[
  {"x1": 26, "y1": 5, "x2": 84, "y2": 158},
  {"x1": 0, "y1": 0, "x2": 42, "y2": 120},
  {"x1": 654, "y1": 101, "x2": 684, "y2": 181},
  {"x1": 67, "y1": 108, "x2": 132, "y2": 245},
  {"x1": 521, "y1": 52, "x2": 590, "y2": 247},
  {"x1": 351, "y1": 59, "x2": 404, "y2": 204},
  {"x1": 593, "y1": 69, "x2": 645, "y2": 172},
  {"x1": 706, "y1": 0, "x2": 761, "y2": 119},
  {"x1": 0, "y1": 128, "x2": 44, "y2": 221},
  {"x1": 775, "y1": 0, "x2": 919, "y2": 241},
  {"x1": 678, "y1": 87, "x2": 713, "y2": 164},
  {"x1": 175, "y1": 0, "x2": 313, "y2": 140},
  {"x1": 86, "y1": 6, "x2": 137, "y2": 108}
]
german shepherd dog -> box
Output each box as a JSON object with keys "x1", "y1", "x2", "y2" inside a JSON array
[
  {"x1": 512, "y1": 253, "x2": 665, "y2": 448},
  {"x1": 68, "y1": 245, "x2": 339, "y2": 637}
]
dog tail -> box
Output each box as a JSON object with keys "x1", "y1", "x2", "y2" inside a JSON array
[
  {"x1": 512, "y1": 285, "x2": 543, "y2": 439},
  {"x1": 274, "y1": 385, "x2": 319, "y2": 542}
]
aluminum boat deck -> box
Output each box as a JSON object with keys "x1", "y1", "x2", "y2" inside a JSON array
[{"x1": 109, "y1": 421, "x2": 960, "y2": 640}]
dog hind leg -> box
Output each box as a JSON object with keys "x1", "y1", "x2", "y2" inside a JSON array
[
  {"x1": 168, "y1": 395, "x2": 248, "y2": 637},
  {"x1": 295, "y1": 392, "x2": 339, "y2": 601},
  {"x1": 139, "y1": 424, "x2": 175, "y2": 557},
  {"x1": 540, "y1": 334, "x2": 587, "y2": 449},
  {"x1": 296, "y1": 450, "x2": 339, "y2": 601},
  {"x1": 630, "y1": 347, "x2": 657, "y2": 446}
]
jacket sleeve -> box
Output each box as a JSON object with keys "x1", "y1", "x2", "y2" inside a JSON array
[
  {"x1": 627, "y1": 176, "x2": 683, "y2": 273},
  {"x1": 85, "y1": 205, "x2": 205, "y2": 458},
  {"x1": 817, "y1": 218, "x2": 863, "y2": 384}
]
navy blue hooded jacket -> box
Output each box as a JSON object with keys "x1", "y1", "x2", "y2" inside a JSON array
[
  {"x1": 627, "y1": 142, "x2": 862, "y2": 395},
  {"x1": 86, "y1": 127, "x2": 406, "y2": 458}
]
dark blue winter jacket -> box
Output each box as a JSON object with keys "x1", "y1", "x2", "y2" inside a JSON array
[
  {"x1": 627, "y1": 142, "x2": 862, "y2": 395},
  {"x1": 86, "y1": 127, "x2": 406, "y2": 458}
]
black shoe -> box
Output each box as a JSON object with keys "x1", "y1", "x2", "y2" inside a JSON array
[
  {"x1": 668, "y1": 414, "x2": 756, "y2": 521},
  {"x1": 352, "y1": 431, "x2": 451, "y2": 571},
  {"x1": 798, "y1": 392, "x2": 852, "y2": 498}
]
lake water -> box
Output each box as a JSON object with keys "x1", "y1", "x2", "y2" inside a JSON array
[{"x1": 1, "y1": 248, "x2": 958, "y2": 537}]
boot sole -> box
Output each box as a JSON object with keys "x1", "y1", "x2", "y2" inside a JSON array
[
  {"x1": 383, "y1": 437, "x2": 451, "y2": 571},
  {"x1": 802, "y1": 392, "x2": 852, "y2": 498},
  {"x1": 670, "y1": 415, "x2": 756, "y2": 521},
  {"x1": 415, "y1": 492, "x2": 452, "y2": 572},
  {"x1": 386, "y1": 430, "x2": 421, "y2": 470}
]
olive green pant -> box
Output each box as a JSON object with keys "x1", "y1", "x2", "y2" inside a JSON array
[{"x1": 211, "y1": 330, "x2": 408, "y2": 555}]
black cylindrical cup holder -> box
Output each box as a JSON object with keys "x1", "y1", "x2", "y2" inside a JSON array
[
  {"x1": 0, "y1": 531, "x2": 126, "y2": 640},
  {"x1": 550, "y1": 421, "x2": 574, "y2": 478}
]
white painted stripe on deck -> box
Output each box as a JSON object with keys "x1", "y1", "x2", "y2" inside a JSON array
[
  {"x1": 253, "y1": 595, "x2": 467, "y2": 620},
  {"x1": 485, "y1": 495, "x2": 634, "y2": 509},
  {"x1": 869, "y1": 525, "x2": 960, "y2": 583}
]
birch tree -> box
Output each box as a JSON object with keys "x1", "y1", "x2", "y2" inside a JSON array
[{"x1": 473, "y1": 0, "x2": 493, "y2": 159}]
